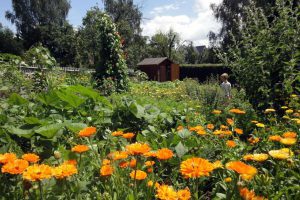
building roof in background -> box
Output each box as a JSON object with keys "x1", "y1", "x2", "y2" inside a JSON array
[
  {"x1": 137, "y1": 57, "x2": 172, "y2": 66},
  {"x1": 195, "y1": 45, "x2": 206, "y2": 53}
]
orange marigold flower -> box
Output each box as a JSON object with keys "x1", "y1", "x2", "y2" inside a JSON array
[
  {"x1": 229, "y1": 108, "x2": 246, "y2": 114},
  {"x1": 52, "y1": 163, "x2": 78, "y2": 179},
  {"x1": 22, "y1": 153, "x2": 40, "y2": 163},
  {"x1": 206, "y1": 124, "x2": 214, "y2": 130},
  {"x1": 243, "y1": 154, "x2": 268, "y2": 162},
  {"x1": 78, "y1": 126, "x2": 96, "y2": 137},
  {"x1": 177, "y1": 188, "x2": 191, "y2": 200},
  {"x1": 145, "y1": 161, "x2": 155, "y2": 167},
  {"x1": 239, "y1": 187, "x2": 256, "y2": 200},
  {"x1": 282, "y1": 131, "x2": 297, "y2": 138},
  {"x1": 268, "y1": 135, "x2": 282, "y2": 142},
  {"x1": 102, "y1": 159, "x2": 111, "y2": 165},
  {"x1": 1, "y1": 159, "x2": 29, "y2": 174},
  {"x1": 130, "y1": 170, "x2": 147, "y2": 180},
  {"x1": 225, "y1": 161, "x2": 257, "y2": 181},
  {"x1": 180, "y1": 157, "x2": 214, "y2": 179},
  {"x1": 129, "y1": 159, "x2": 137, "y2": 168},
  {"x1": 71, "y1": 145, "x2": 89, "y2": 153},
  {"x1": 110, "y1": 151, "x2": 128, "y2": 160},
  {"x1": 197, "y1": 129, "x2": 206, "y2": 135},
  {"x1": 212, "y1": 110, "x2": 222, "y2": 114},
  {"x1": 126, "y1": 142, "x2": 151, "y2": 155},
  {"x1": 122, "y1": 132, "x2": 135, "y2": 139},
  {"x1": 189, "y1": 125, "x2": 204, "y2": 132},
  {"x1": 220, "y1": 125, "x2": 229, "y2": 131},
  {"x1": 0, "y1": 153, "x2": 17, "y2": 164},
  {"x1": 226, "y1": 140, "x2": 236, "y2": 148},
  {"x1": 112, "y1": 130, "x2": 123, "y2": 136},
  {"x1": 280, "y1": 138, "x2": 297, "y2": 146},
  {"x1": 23, "y1": 164, "x2": 52, "y2": 181},
  {"x1": 269, "y1": 148, "x2": 294, "y2": 160},
  {"x1": 100, "y1": 165, "x2": 113, "y2": 176},
  {"x1": 119, "y1": 161, "x2": 128, "y2": 168},
  {"x1": 156, "y1": 148, "x2": 174, "y2": 160},
  {"x1": 177, "y1": 126, "x2": 184, "y2": 131},
  {"x1": 234, "y1": 128, "x2": 243, "y2": 135},
  {"x1": 156, "y1": 185, "x2": 177, "y2": 200},
  {"x1": 226, "y1": 118, "x2": 234, "y2": 126}
]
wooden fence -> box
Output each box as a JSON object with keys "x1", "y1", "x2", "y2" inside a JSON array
[{"x1": 19, "y1": 65, "x2": 95, "y2": 75}]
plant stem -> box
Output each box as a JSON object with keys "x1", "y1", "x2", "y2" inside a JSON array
[{"x1": 38, "y1": 181, "x2": 43, "y2": 200}]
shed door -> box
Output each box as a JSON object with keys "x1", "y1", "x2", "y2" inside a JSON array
[{"x1": 166, "y1": 64, "x2": 171, "y2": 81}]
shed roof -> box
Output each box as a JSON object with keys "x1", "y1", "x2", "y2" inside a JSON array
[{"x1": 137, "y1": 57, "x2": 172, "y2": 66}]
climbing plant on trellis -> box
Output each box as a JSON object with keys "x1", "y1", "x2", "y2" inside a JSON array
[{"x1": 94, "y1": 13, "x2": 129, "y2": 95}]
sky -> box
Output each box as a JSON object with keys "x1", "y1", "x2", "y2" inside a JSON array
[{"x1": 0, "y1": 0, "x2": 222, "y2": 46}]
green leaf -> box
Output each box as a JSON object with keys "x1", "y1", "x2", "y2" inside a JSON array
[
  {"x1": 175, "y1": 142, "x2": 188, "y2": 158},
  {"x1": 8, "y1": 93, "x2": 28, "y2": 105},
  {"x1": 5, "y1": 126, "x2": 34, "y2": 138},
  {"x1": 56, "y1": 90, "x2": 85, "y2": 108},
  {"x1": 37, "y1": 91, "x2": 60, "y2": 106},
  {"x1": 24, "y1": 117, "x2": 44, "y2": 125},
  {"x1": 178, "y1": 129, "x2": 191, "y2": 139},
  {"x1": 35, "y1": 123, "x2": 65, "y2": 138},
  {"x1": 129, "y1": 102, "x2": 145, "y2": 118}
]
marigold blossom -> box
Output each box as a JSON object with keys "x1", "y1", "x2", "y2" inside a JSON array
[
  {"x1": 243, "y1": 154, "x2": 268, "y2": 162},
  {"x1": 206, "y1": 124, "x2": 214, "y2": 130},
  {"x1": 23, "y1": 164, "x2": 52, "y2": 181},
  {"x1": 22, "y1": 153, "x2": 40, "y2": 163},
  {"x1": 156, "y1": 148, "x2": 174, "y2": 160},
  {"x1": 1, "y1": 159, "x2": 29, "y2": 174},
  {"x1": 268, "y1": 135, "x2": 282, "y2": 142},
  {"x1": 122, "y1": 132, "x2": 135, "y2": 139},
  {"x1": 102, "y1": 159, "x2": 111, "y2": 165},
  {"x1": 282, "y1": 131, "x2": 297, "y2": 138},
  {"x1": 225, "y1": 177, "x2": 232, "y2": 182},
  {"x1": 126, "y1": 142, "x2": 151, "y2": 155},
  {"x1": 0, "y1": 153, "x2": 17, "y2": 164},
  {"x1": 226, "y1": 118, "x2": 234, "y2": 125},
  {"x1": 145, "y1": 161, "x2": 155, "y2": 167},
  {"x1": 225, "y1": 161, "x2": 257, "y2": 181},
  {"x1": 269, "y1": 148, "x2": 294, "y2": 160},
  {"x1": 130, "y1": 170, "x2": 147, "y2": 180},
  {"x1": 177, "y1": 188, "x2": 191, "y2": 200},
  {"x1": 156, "y1": 184, "x2": 177, "y2": 200},
  {"x1": 71, "y1": 145, "x2": 89, "y2": 153},
  {"x1": 100, "y1": 165, "x2": 113, "y2": 176},
  {"x1": 285, "y1": 109, "x2": 293, "y2": 114},
  {"x1": 110, "y1": 151, "x2": 128, "y2": 160},
  {"x1": 52, "y1": 163, "x2": 78, "y2": 179},
  {"x1": 78, "y1": 126, "x2": 96, "y2": 137},
  {"x1": 212, "y1": 110, "x2": 222, "y2": 114},
  {"x1": 226, "y1": 140, "x2": 236, "y2": 148},
  {"x1": 265, "y1": 108, "x2": 276, "y2": 113},
  {"x1": 280, "y1": 138, "x2": 297, "y2": 146},
  {"x1": 180, "y1": 157, "x2": 214, "y2": 179},
  {"x1": 235, "y1": 128, "x2": 243, "y2": 135},
  {"x1": 112, "y1": 130, "x2": 124, "y2": 136},
  {"x1": 129, "y1": 159, "x2": 137, "y2": 168},
  {"x1": 119, "y1": 161, "x2": 128, "y2": 168},
  {"x1": 256, "y1": 123, "x2": 265, "y2": 128},
  {"x1": 229, "y1": 108, "x2": 246, "y2": 114}
]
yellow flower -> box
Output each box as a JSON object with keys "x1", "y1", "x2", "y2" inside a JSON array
[
  {"x1": 281, "y1": 106, "x2": 288, "y2": 109},
  {"x1": 23, "y1": 164, "x2": 52, "y2": 181},
  {"x1": 226, "y1": 140, "x2": 236, "y2": 148},
  {"x1": 229, "y1": 108, "x2": 246, "y2": 114},
  {"x1": 0, "y1": 153, "x2": 17, "y2": 164},
  {"x1": 234, "y1": 128, "x2": 243, "y2": 135},
  {"x1": 268, "y1": 135, "x2": 282, "y2": 142},
  {"x1": 282, "y1": 131, "x2": 297, "y2": 138},
  {"x1": 243, "y1": 154, "x2": 268, "y2": 162},
  {"x1": 122, "y1": 132, "x2": 135, "y2": 139},
  {"x1": 112, "y1": 130, "x2": 123, "y2": 136},
  {"x1": 269, "y1": 148, "x2": 293, "y2": 160},
  {"x1": 100, "y1": 165, "x2": 113, "y2": 176},
  {"x1": 206, "y1": 124, "x2": 214, "y2": 130},
  {"x1": 225, "y1": 177, "x2": 232, "y2": 182},
  {"x1": 212, "y1": 110, "x2": 222, "y2": 114},
  {"x1": 1, "y1": 159, "x2": 29, "y2": 174},
  {"x1": 226, "y1": 118, "x2": 234, "y2": 126},
  {"x1": 71, "y1": 145, "x2": 89, "y2": 153},
  {"x1": 109, "y1": 151, "x2": 128, "y2": 160},
  {"x1": 156, "y1": 185, "x2": 177, "y2": 200},
  {"x1": 256, "y1": 123, "x2": 265, "y2": 128},
  {"x1": 285, "y1": 109, "x2": 293, "y2": 114},
  {"x1": 280, "y1": 138, "x2": 297, "y2": 146},
  {"x1": 147, "y1": 180, "x2": 154, "y2": 187},
  {"x1": 52, "y1": 163, "x2": 78, "y2": 179},
  {"x1": 265, "y1": 108, "x2": 276, "y2": 113},
  {"x1": 212, "y1": 160, "x2": 223, "y2": 169},
  {"x1": 145, "y1": 161, "x2": 155, "y2": 167},
  {"x1": 22, "y1": 153, "x2": 40, "y2": 163}
]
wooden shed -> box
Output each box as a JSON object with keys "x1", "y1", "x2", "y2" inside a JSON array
[{"x1": 137, "y1": 57, "x2": 179, "y2": 82}]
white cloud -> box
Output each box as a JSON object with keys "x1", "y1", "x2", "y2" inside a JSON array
[
  {"x1": 142, "y1": 0, "x2": 222, "y2": 46},
  {"x1": 150, "y1": 4, "x2": 180, "y2": 15}
]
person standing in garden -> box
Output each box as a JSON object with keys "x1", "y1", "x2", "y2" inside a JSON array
[{"x1": 220, "y1": 73, "x2": 232, "y2": 100}]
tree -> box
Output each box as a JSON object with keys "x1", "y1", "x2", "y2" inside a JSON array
[
  {"x1": 103, "y1": 0, "x2": 145, "y2": 68},
  {"x1": 183, "y1": 42, "x2": 198, "y2": 64},
  {"x1": 218, "y1": 0, "x2": 300, "y2": 110},
  {"x1": 147, "y1": 29, "x2": 184, "y2": 64},
  {"x1": 6, "y1": 0, "x2": 71, "y2": 48},
  {"x1": 0, "y1": 23, "x2": 23, "y2": 55}
]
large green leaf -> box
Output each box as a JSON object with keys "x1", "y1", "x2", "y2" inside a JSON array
[
  {"x1": 56, "y1": 90, "x2": 86, "y2": 108},
  {"x1": 8, "y1": 93, "x2": 28, "y2": 105},
  {"x1": 67, "y1": 85, "x2": 102, "y2": 101},
  {"x1": 5, "y1": 126, "x2": 34, "y2": 138},
  {"x1": 37, "y1": 91, "x2": 60, "y2": 107},
  {"x1": 129, "y1": 102, "x2": 145, "y2": 119},
  {"x1": 24, "y1": 117, "x2": 44, "y2": 125},
  {"x1": 175, "y1": 142, "x2": 188, "y2": 158},
  {"x1": 35, "y1": 123, "x2": 65, "y2": 138}
]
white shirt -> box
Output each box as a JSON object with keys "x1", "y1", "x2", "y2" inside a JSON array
[{"x1": 221, "y1": 81, "x2": 231, "y2": 98}]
